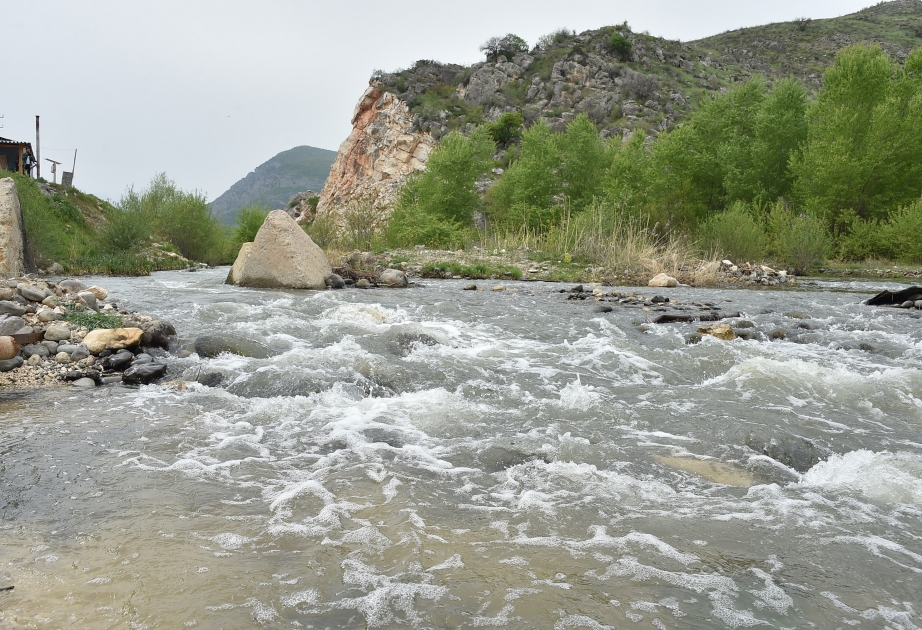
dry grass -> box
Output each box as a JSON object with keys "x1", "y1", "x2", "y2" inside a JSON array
[{"x1": 478, "y1": 202, "x2": 720, "y2": 285}]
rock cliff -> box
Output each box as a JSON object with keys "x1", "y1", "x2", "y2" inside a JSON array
[{"x1": 314, "y1": 85, "x2": 437, "y2": 219}]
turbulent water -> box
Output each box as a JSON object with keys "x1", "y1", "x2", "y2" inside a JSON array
[{"x1": 2, "y1": 268, "x2": 921, "y2": 629}]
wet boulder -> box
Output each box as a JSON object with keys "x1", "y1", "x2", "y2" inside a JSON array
[
  {"x1": 746, "y1": 434, "x2": 829, "y2": 473},
  {"x1": 122, "y1": 362, "x2": 168, "y2": 385},
  {"x1": 388, "y1": 332, "x2": 440, "y2": 357},
  {"x1": 193, "y1": 334, "x2": 272, "y2": 359},
  {"x1": 379, "y1": 269, "x2": 408, "y2": 288},
  {"x1": 141, "y1": 320, "x2": 176, "y2": 349},
  {"x1": 0, "y1": 356, "x2": 23, "y2": 372},
  {"x1": 103, "y1": 349, "x2": 134, "y2": 371},
  {"x1": 324, "y1": 273, "x2": 346, "y2": 289}
]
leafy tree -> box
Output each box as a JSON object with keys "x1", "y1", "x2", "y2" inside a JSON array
[
  {"x1": 557, "y1": 114, "x2": 609, "y2": 209},
  {"x1": 608, "y1": 33, "x2": 633, "y2": 61},
  {"x1": 487, "y1": 112, "x2": 524, "y2": 148},
  {"x1": 233, "y1": 205, "x2": 269, "y2": 246},
  {"x1": 394, "y1": 127, "x2": 494, "y2": 228},
  {"x1": 487, "y1": 122, "x2": 561, "y2": 229},
  {"x1": 791, "y1": 44, "x2": 922, "y2": 227},
  {"x1": 480, "y1": 34, "x2": 529, "y2": 62}
]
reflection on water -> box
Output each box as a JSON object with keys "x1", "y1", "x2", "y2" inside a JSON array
[{"x1": 1, "y1": 268, "x2": 921, "y2": 628}]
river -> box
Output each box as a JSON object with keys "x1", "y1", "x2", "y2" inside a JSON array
[{"x1": 1, "y1": 268, "x2": 921, "y2": 629}]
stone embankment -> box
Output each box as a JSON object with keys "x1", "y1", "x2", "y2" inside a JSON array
[{"x1": 0, "y1": 276, "x2": 175, "y2": 388}]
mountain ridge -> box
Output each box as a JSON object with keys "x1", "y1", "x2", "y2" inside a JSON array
[{"x1": 210, "y1": 145, "x2": 336, "y2": 224}]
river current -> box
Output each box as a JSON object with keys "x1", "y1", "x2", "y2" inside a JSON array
[{"x1": 1, "y1": 268, "x2": 921, "y2": 629}]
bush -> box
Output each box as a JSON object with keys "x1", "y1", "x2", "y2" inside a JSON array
[
  {"x1": 233, "y1": 205, "x2": 269, "y2": 246},
  {"x1": 884, "y1": 196, "x2": 922, "y2": 264},
  {"x1": 304, "y1": 213, "x2": 340, "y2": 250},
  {"x1": 765, "y1": 202, "x2": 832, "y2": 271},
  {"x1": 341, "y1": 194, "x2": 388, "y2": 251},
  {"x1": 608, "y1": 33, "x2": 633, "y2": 61},
  {"x1": 697, "y1": 202, "x2": 768, "y2": 263},
  {"x1": 480, "y1": 34, "x2": 528, "y2": 61},
  {"x1": 835, "y1": 216, "x2": 890, "y2": 262},
  {"x1": 384, "y1": 206, "x2": 472, "y2": 249},
  {"x1": 487, "y1": 112, "x2": 524, "y2": 147},
  {"x1": 99, "y1": 209, "x2": 151, "y2": 254}
]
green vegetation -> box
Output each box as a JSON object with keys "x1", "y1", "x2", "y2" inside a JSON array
[
  {"x1": 608, "y1": 33, "x2": 633, "y2": 61},
  {"x1": 360, "y1": 42, "x2": 922, "y2": 274},
  {"x1": 479, "y1": 34, "x2": 529, "y2": 62},
  {"x1": 420, "y1": 261, "x2": 523, "y2": 280},
  {"x1": 63, "y1": 309, "x2": 124, "y2": 331},
  {"x1": 0, "y1": 170, "x2": 232, "y2": 275},
  {"x1": 233, "y1": 205, "x2": 269, "y2": 246}
]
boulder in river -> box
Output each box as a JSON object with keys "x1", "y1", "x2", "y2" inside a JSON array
[
  {"x1": 83, "y1": 327, "x2": 144, "y2": 354},
  {"x1": 648, "y1": 273, "x2": 678, "y2": 288},
  {"x1": 194, "y1": 334, "x2": 272, "y2": 359},
  {"x1": 141, "y1": 320, "x2": 176, "y2": 349},
  {"x1": 227, "y1": 210, "x2": 332, "y2": 290},
  {"x1": 324, "y1": 273, "x2": 346, "y2": 289},
  {"x1": 379, "y1": 269, "x2": 408, "y2": 288},
  {"x1": 122, "y1": 362, "x2": 168, "y2": 385}
]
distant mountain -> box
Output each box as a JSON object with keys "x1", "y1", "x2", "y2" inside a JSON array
[{"x1": 210, "y1": 145, "x2": 337, "y2": 223}]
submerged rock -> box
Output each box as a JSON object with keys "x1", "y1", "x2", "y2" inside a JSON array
[
  {"x1": 388, "y1": 332, "x2": 440, "y2": 357},
  {"x1": 194, "y1": 334, "x2": 272, "y2": 359},
  {"x1": 746, "y1": 435, "x2": 829, "y2": 473},
  {"x1": 698, "y1": 323, "x2": 735, "y2": 341},
  {"x1": 324, "y1": 273, "x2": 346, "y2": 289}
]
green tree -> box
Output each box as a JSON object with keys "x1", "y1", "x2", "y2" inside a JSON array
[
  {"x1": 608, "y1": 33, "x2": 633, "y2": 61},
  {"x1": 480, "y1": 34, "x2": 529, "y2": 61},
  {"x1": 791, "y1": 44, "x2": 922, "y2": 227},
  {"x1": 233, "y1": 205, "x2": 269, "y2": 246},
  {"x1": 557, "y1": 114, "x2": 609, "y2": 209},
  {"x1": 486, "y1": 122, "x2": 562, "y2": 229},
  {"x1": 394, "y1": 127, "x2": 494, "y2": 228},
  {"x1": 487, "y1": 112, "x2": 524, "y2": 148}
]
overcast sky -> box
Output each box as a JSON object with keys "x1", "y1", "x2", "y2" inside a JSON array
[{"x1": 3, "y1": 0, "x2": 873, "y2": 203}]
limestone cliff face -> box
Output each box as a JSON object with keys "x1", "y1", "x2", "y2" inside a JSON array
[{"x1": 314, "y1": 84, "x2": 436, "y2": 218}]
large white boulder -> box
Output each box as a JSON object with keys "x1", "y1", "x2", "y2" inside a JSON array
[{"x1": 227, "y1": 211, "x2": 331, "y2": 290}]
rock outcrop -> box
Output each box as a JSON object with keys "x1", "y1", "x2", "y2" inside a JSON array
[
  {"x1": 228, "y1": 210, "x2": 331, "y2": 289},
  {"x1": 314, "y1": 85, "x2": 436, "y2": 219},
  {"x1": 0, "y1": 178, "x2": 29, "y2": 276}
]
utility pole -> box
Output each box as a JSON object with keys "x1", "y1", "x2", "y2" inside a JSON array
[
  {"x1": 45, "y1": 159, "x2": 61, "y2": 184},
  {"x1": 35, "y1": 116, "x2": 40, "y2": 179}
]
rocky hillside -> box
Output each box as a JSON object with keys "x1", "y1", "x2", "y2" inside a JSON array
[
  {"x1": 313, "y1": 0, "x2": 921, "y2": 218},
  {"x1": 210, "y1": 145, "x2": 337, "y2": 224}
]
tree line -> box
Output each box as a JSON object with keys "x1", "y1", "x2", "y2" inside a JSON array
[{"x1": 386, "y1": 43, "x2": 922, "y2": 269}]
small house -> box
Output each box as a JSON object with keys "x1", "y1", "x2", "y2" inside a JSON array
[{"x1": 0, "y1": 137, "x2": 37, "y2": 176}]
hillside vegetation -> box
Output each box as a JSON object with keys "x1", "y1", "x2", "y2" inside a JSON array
[
  {"x1": 210, "y1": 145, "x2": 337, "y2": 224},
  {"x1": 374, "y1": 0, "x2": 921, "y2": 142}
]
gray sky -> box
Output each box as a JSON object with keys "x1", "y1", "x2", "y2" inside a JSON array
[{"x1": 3, "y1": 0, "x2": 873, "y2": 203}]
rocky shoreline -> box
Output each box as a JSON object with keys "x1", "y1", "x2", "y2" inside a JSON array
[{"x1": 0, "y1": 276, "x2": 175, "y2": 389}]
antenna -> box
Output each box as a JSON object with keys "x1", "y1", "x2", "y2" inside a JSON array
[{"x1": 45, "y1": 158, "x2": 62, "y2": 184}]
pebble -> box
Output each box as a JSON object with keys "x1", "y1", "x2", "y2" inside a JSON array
[{"x1": 72, "y1": 377, "x2": 96, "y2": 388}]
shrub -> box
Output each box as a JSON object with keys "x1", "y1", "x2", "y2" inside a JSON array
[
  {"x1": 608, "y1": 33, "x2": 633, "y2": 61},
  {"x1": 835, "y1": 215, "x2": 890, "y2": 262},
  {"x1": 304, "y1": 213, "x2": 340, "y2": 250},
  {"x1": 384, "y1": 206, "x2": 472, "y2": 249},
  {"x1": 99, "y1": 209, "x2": 151, "y2": 254},
  {"x1": 697, "y1": 202, "x2": 768, "y2": 263},
  {"x1": 341, "y1": 194, "x2": 388, "y2": 251},
  {"x1": 480, "y1": 34, "x2": 528, "y2": 61},
  {"x1": 487, "y1": 112, "x2": 524, "y2": 147},
  {"x1": 884, "y1": 196, "x2": 922, "y2": 264},
  {"x1": 233, "y1": 205, "x2": 269, "y2": 246},
  {"x1": 765, "y1": 202, "x2": 832, "y2": 271}
]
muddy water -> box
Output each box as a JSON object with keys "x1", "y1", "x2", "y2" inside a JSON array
[{"x1": 1, "y1": 268, "x2": 921, "y2": 629}]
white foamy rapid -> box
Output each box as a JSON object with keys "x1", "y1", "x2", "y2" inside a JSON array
[{"x1": 1, "y1": 269, "x2": 921, "y2": 628}]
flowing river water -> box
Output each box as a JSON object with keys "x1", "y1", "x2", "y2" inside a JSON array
[{"x1": 1, "y1": 268, "x2": 921, "y2": 629}]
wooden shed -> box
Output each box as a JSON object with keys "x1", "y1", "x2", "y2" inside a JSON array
[{"x1": 0, "y1": 137, "x2": 37, "y2": 176}]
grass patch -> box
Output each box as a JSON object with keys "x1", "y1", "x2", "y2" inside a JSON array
[
  {"x1": 63, "y1": 310, "x2": 124, "y2": 331},
  {"x1": 420, "y1": 261, "x2": 523, "y2": 280}
]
